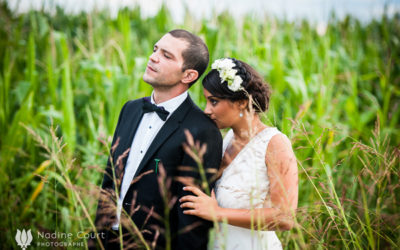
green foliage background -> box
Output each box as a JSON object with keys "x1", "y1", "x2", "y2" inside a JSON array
[{"x1": 0, "y1": 2, "x2": 399, "y2": 249}]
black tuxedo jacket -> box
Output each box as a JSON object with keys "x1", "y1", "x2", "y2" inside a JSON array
[{"x1": 94, "y1": 95, "x2": 222, "y2": 249}]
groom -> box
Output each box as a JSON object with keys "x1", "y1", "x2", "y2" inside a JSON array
[{"x1": 91, "y1": 29, "x2": 222, "y2": 249}]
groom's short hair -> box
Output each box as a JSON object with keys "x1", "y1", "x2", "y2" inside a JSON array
[{"x1": 168, "y1": 29, "x2": 209, "y2": 87}]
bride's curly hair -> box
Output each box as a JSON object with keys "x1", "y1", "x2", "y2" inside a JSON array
[{"x1": 202, "y1": 58, "x2": 271, "y2": 112}]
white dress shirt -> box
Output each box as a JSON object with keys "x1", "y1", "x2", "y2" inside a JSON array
[{"x1": 112, "y1": 91, "x2": 188, "y2": 230}]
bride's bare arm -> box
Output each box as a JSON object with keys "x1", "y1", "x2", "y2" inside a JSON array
[{"x1": 179, "y1": 133, "x2": 298, "y2": 231}]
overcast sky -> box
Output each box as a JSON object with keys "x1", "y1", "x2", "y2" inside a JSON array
[{"x1": 6, "y1": 0, "x2": 400, "y2": 23}]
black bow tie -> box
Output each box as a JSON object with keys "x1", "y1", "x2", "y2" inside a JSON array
[{"x1": 142, "y1": 98, "x2": 170, "y2": 121}]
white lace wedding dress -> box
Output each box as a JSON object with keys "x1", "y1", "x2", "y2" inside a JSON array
[{"x1": 212, "y1": 127, "x2": 283, "y2": 250}]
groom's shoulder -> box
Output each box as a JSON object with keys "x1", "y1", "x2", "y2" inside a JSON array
[
  {"x1": 126, "y1": 97, "x2": 145, "y2": 106},
  {"x1": 121, "y1": 97, "x2": 145, "y2": 110},
  {"x1": 183, "y1": 103, "x2": 222, "y2": 144},
  {"x1": 185, "y1": 102, "x2": 217, "y2": 127}
]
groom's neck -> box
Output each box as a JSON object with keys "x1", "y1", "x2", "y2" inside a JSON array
[{"x1": 153, "y1": 86, "x2": 187, "y2": 104}]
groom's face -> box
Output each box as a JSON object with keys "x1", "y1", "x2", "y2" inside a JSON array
[{"x1": 143, "y1": 33, "x2": 188, "y2": 89}]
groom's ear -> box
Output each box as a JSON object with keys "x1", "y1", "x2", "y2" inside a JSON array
[{"x1": 181, "y1": 69, "x2": 198, "y2": 85}]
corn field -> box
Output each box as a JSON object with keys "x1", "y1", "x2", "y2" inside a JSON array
[{"x1": 0, "y1": 2, "x2": 399, "y2": 249}]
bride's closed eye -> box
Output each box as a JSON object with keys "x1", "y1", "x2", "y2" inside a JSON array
[{"x1": 209, "y1": 98, "x2": 219, "y2": 106}]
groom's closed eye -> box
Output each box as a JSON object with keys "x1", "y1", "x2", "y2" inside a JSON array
[
  {"x1": 163, "y1": 52, "x2": 172, "y2": 59},
  {"x1": 153, "y1": 45, "x2": 174, "y2": 60}
]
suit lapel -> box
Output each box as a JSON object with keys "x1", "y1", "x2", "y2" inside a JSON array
[
  {"x1": 133, "y1": 95, "x2": 193, "y2": 178},
  {"x1": 116, "y1": 100, "x2": 144, "y2": 180}
]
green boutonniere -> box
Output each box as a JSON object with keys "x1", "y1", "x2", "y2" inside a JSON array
[{"x1": 154, "y1": 158, "x2": 160, "y2": 174}]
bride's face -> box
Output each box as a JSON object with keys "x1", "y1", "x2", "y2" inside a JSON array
[{"x1": 203, "y1": 88, "x2": 241, "y2": 129}]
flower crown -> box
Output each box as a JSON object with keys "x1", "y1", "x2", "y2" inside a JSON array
[{"x1": 211, "y1": 58, "x2": 244, "y2": 92}]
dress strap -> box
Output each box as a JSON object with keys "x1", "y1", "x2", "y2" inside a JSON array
[
  {"x1": 255, "y1": 127, "x2": 283, "y2": 157},
  {"x1": 262, "y1": 127, "x2": 282, "y2": 142},
  {"x1": 222, "y1": 129, "x2": 234, "y2": 156}
]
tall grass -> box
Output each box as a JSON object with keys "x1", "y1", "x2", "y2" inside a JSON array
[{"x1": 0, "y1": 1, "x2": 399, "y2": 249}]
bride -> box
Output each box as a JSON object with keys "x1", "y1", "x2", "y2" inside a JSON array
[{"x1": 180, "y1": 58, "x2": 298, "y2": 249}]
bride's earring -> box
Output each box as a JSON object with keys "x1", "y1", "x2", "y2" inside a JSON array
[{"x1": 239, "y1": 112, "x2": 243, "y2": 117}]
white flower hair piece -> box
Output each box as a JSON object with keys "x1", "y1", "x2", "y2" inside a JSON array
[{"x1": 211, "y1": 58, "x2": 244, "y2": 92}]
